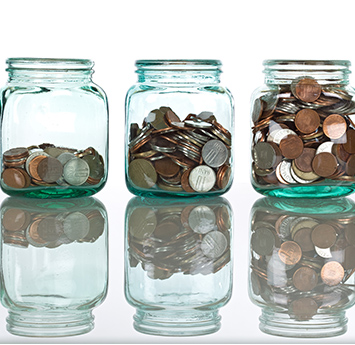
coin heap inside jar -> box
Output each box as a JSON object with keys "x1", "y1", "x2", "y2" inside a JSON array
[
  {"x1": 250, "y1": 211, "x2": 355, "y2": 321},
  {"x1": 252, "y1": 77, "x2": 355, "y2": 187},
  {"x1": 128, "y1": 107, "x2": 232, "y2": 193},
  {"x1": 1, "y1": 144, "x2": 105, "y2": 189},
  {"x1": 128, "y1": 204, "x2": 231, "y2": 279},
  {"x1": 2, "y1": 207, "x2": 105, "y2": 248}
]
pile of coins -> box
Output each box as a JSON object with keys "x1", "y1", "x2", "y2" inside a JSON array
[
  {"x1": 1, "y1": 144, "x2": 105, "y2": 189},
  {"x1": 128, "y1": 203, "x2": 231, "y2": 279},
  {"x1": 252, "y1": 77, "x2": 355, "y2": 187},
  {"x1": 250, "y1": 209, "x2": 355, "y2": 321},
  {"x1": 2, "y1": 207, "x2": 105, "y2": 248},
  {"x1": 128, "y1": 106, "x2": 232, "y2": 193}
]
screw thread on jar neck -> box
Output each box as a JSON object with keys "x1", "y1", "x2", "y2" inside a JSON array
[
  {"x1": 135, "y1": 60, "x2": 222, "y2": 84},
  {"x1": 6, "y1": 58, "x2": 94, "y2": 83},
  {"x1": 263, "y1": 60, "x2": 351, "y2": 85}
]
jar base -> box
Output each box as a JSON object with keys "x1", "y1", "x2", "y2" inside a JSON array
[
  {"x1": 6, "y1": 310, "x2": 94, "y2": 337},
  {"x1": 133, "y1": 309, "x2": 221, "y2": 336},
  {"x1": 253, "y1": 184, "x2": 355, "y2": 198},
  {"x1": 259, "y1": 309, "x2": 347, "y2": 338}
]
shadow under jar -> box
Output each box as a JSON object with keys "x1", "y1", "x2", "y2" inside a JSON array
[
  {"x1": 251, "y1": 60, "x2": 355, "y2": 198},
  {"x1": 125, "y1": 60, "x2": 234, "y2": 197},
  {"x1": 249, "y1": 197, "x2": 355, "y2": 338},
  {"x1": 0, "y1": 58, "x2": 109, "y2": 198}
]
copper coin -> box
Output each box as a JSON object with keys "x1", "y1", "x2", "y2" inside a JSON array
[
  {"x1": 295, "y1": 109, "x2": 320, "y2": 134},
  {"x1": 27, "y1": 219, "x2": 48, "y2": 245},
  {"x1": 311, "y1": 223, "x2": 337, "y2": 249},
  {"x1": 154, "y1": 157, "x2": 180, "y2": 178},
  {"x1": 3, "y1": 147, "x2": 29, "y2": 160},
  {"x1": 342, "y1": 129, "x2": 355, "y2": 154},
  {"x1": 289, "y1": 298, "x2": 318, "y2": 321},
  {"x1": 165, "y1": 109, "x2": 181, "y2": 126},
  {"x1": 294, "y1": 148, "x2": 316, "y2": 173},
  {"x1": 293, "y1": 227, "x2": 314, "y2": 252},
  {"x1": 2, "y1": 168, "x2": 31, "y2": 189},
  {"x1": 323, "y1": 114, "x2": 347, "y2": 139},
  {"x1": 293, "y1": 267, "x2": 318, "y2": 292},
  {"x1": 279, "y1": 135, "x2": 303, "y2": 159},
  {"x1": 311, "y1": 152, "x2": 338, "y2": 177},
  {"x1": 295, "y1": 78, "x2": 322, "y2": 102},
  {"x1": 2, "y1": 208, "x2": 31, "y2": 232},
  {"x1": 345, "y1": 154, "x2": 355, "y2": 175},
  {"x1": 278, "y1": 241, "x2": 302, "y2": 265},
  {"x1": 321, "y1": 261, "x2": 344, "y2": 286},
  {"x1": 181, "y1": 169, "x2": 194, "y2": 193},
  {"x1": 332, "y1": 143, "x2": 350, "y2": 163},
  {"x1": 217, "y1": 165, "x2": 231, "y2": 189},
  {"x1": 28, "y1": 155, "x2": 47, "y2": 180},
  {"x1": 37, "y1": 157, "x2": 63, "y2": 183}
]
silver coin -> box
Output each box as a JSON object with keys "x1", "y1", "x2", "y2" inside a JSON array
[
  {"x1": 185, "y1": 119, "x2": 212, "y2": 129},
  {"x1": 277, "y1": 161, "x2": 297, "y2": 184},
  {"x1": 201, "y1": 139, "x2": 228, "y2": 168},
  {"x1": 316, "y1": 142, "x2": 334, "y2": 155},
  {"x1": 188, "y1": 205, "x2": 216, "y2": 234},
  {"x1": 57, "y1": 152, "x2": 76, "y2": 166},
  {"x1": 25, "y1": 150, "x2": 50, "y2": 175},
  {"x1": 315, "y1": 246, "x2": 332, "y2": 258},
  {"x1": 279, "y1": 216, "x2": 297, "y2": 239},
  {"x1": 201, "y1": 231, "x2": 228, "y2": 259},
  {"x1": 290, "y1": 166, "x2": 318, "y2": 184},
  {"x1": 63, "y1": 158, "x2": 90, "y2": 186},
  {"x1": 63, "y1": 211, "x2": 90, "y2": 241},
  {"x1": 25, "y1": 225, "x2": 48, "y2": 248},
  {"x1": 189, "y1": 165, "x2": 216, "y2": 192},
  {"x1": 268, "y1": 128, "x2": 297, "y2": 144}
]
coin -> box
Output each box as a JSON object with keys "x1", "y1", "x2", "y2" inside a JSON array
[
  {"x1": 321, "y1": 261, "x2": 344, "y2": 286},
  {"x1": 2, "y1": 208, "x2": 31, "y2": 232},
  {"x1": 293, "y1": 227, "x2": 314, "y2": 252},
  {"x1": 295, "y1": 109, "x2": 320, "y2": 134},
  {"x1": 311, "y1": 223, "x2": 337, "y2": 249},
  {"x1": 201, "y1": 231, "x2": 228, "y2": 259},
  {"x1": 342, "y1": 129, "x2": 355, "y2": 154},
  {"x1": 57, "y1": 152, "x2": 76, "y2": 166},
  {"x1": 82, "y1": 154, "x2": 105, "y2": 180},
  {"x1": 294, "y1": 77, "x2": 321, "y2": 102},
  {"x1": 323, "y1": 114, "x2": 347, "y2": 139},
  {"x1": 37, "y1": 157, "x2": 63, "y2": 183},
  {"x1": 251, "y1": 227, "x2": 276, "y2": 256},
  {"x1": 253, "y1": 142, "x2": 282, "y2": 170},
  {"x1": 278, "y1": 241, "x2": 302, "y2": 265},
  {"x1": 344, "y1": 223, "x2": 355, "y2": 245},
  {"x1": 37, "y1": 216, "x2": 63, "y2": 242},
  {"x1": 26, "y1": 219, "x2": 48, "y2": 247},
  {"x1": 311, "y1": 152, "x2": 338, "y2": 177},
  {"x1": 2, "y1": 168, "x2": 31, "y2": 189},
  {"x1": 63, "y1": 158, "x2": 90, "y2": 186},
  {"x1": 279, "y1": 135, "x2": 303, "y2": 159},
  {"x1": 315, "y1": 142, "x2": 334, "y2": 155},
  {"x1": 217, "y1": 164, "x2": 231, "y2": 189},
  {"x1": 154, "y1": 157, "x2": 180, "y2": 178},
  {"x1": 294, "y1": 148, "x2": 316, "y2": 173},
  {"x1": 345, "y1": 154, "x2": 355, "y2": 175},
  {"x1": 252, "y1": 98, "x2": 263, "y2": 123},
  {"x1": 343, "y1": 246, "x2": 355, "y2": 270},
  {"x1": 146, "y1": 109, "x2": 168, "y2": 130},
  {"x1": 276, "y1": 161, "x2": 297, "y2": 184},
  {"x1": 268, "y1": 128, "x2": 297, "y2": 145},
  {"x1": 201, "y1": 139, "x2": 228, "y2": 168},
  {"x1": 333, "y1": 143, "x2": 350, "y2": 163},
  {"x1": 128, "y1": 159, "x2": 157, "y2": 189},
  {"x1": 293, "y1": 266, "x2": 318, "y2": 292},
  {"x1": 188, "y1": 205, "x2": 216, "y2": 234},
  {"x1": 129, "y1": 208, "x2": 157, "y2": 240},
  {"x1": 181, "y1": 169, "x2": 194, "y2": 193},
  {"x1": 289, "y1": 298, "x2": 318, "y2": 321},
  {"x1": 188, "y1": 165, "x2": 216, "y2": 192},
  {"x1": 63, "y1": 212, "x2": 90, "y2": 241}
]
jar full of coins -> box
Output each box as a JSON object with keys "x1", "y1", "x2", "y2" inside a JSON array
[
  {"x1": 0, "y1": 197, "x2": 108, "y2": 337},
  {"x1": 249, "y1": 197, "x2": 355, "y2": 338},
  {"x1": 125, "y1": 197, "x2": 233, "y2": 336},
  {"x1": 0, "y1": 58, "x2": 109, "y2": 198},
  {"x1": 125, "y1": 60, "x2": 234, "y2": 197},
  {"x1": 251, "y1": 60, "x2": 355, "y2": 198}
]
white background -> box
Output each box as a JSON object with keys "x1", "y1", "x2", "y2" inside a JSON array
[{"x1": 1, "y1": 0, "x2": 355, "y2": 343}]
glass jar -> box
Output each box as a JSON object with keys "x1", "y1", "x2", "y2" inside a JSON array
[
  {"x1": 125, "y1": 60, "x2": 234, "y2": 197},
  {"x1": 251, "y1": 60, "x2": 355, "y2": 198},
  {"x1": 249, "y1": 197, "x2": 355, "y2": 338},
  {"x1": 0, "y1": 196, "x2": 108, "y2": 337},
  {"x1": 0, "y1": 58, "x2": 109, "y2": 198},
  {"x1": 124, "y1": 197, "x2": 233, "y2": 336}
]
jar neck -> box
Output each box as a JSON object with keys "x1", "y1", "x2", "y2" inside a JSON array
[
  {"x1": 6, "y1": 58, "x2": 94, "y2": 84},
  {"x1": 136, "y1": 60, "x2": 222, "y2": 84},
  {"x1": 263, "y1": 60, "x2": 351, "y2": 85}
]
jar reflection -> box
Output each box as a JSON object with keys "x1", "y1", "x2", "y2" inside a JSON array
[
  {"x1": 249, "y1": 197, "x2": 355, "y2": 338},
  {"x1": 0, "y1": 197, "x2": 108, "y2": 337},
  {"x1": 124, "y1": 197, "x2": 233, "y2": 336}
]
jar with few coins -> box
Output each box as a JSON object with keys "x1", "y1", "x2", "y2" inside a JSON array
[
  {"x1": 251, "y1": 60, "x2": 355, "y2": 198},
  {"x1": 124, "y1": 197, "x2": 233, "y2": 336},
  {"x1": 125, "y1": 60, "x2": 234, "y2": 197},
  {"x1": 0, "y1": 58, "x2": 109, "y2": 198},
  {"x1": 0, "y1": 197, "x2": 108, "y2": 337},
  {"x1": 249, "y1": 197, "x2": 355, "y2": 338}
]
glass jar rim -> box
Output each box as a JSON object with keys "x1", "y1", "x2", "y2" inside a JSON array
[
  {"x1": 6, "y1": 58, "x2": 94, "y2": 71},
  {"x1": 263, "y1": 59, "x2": 351, "y2": 69},
  {"x1": 136, "y1": 59, "x2": 222, "y2": 70}
]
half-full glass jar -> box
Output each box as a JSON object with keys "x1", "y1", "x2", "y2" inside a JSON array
[
  {"x1": 249, "y1": 197, "x2": 355, "y2": 338},
  {"x1": 0, "y1": 58, "x2": 109, "y2": 198},
  {"x1": 251, "y1": 60, "x2": 355, "y2": 198},
  {"x1": 0, "y1": 196, "x2": 108, "y2": 337},
  {"x1": 125, "y1": 196, "x2": 233, "y2": 336},
  {"x1": 125, "y1": 60, "x2": 234, "y2": 197}
]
